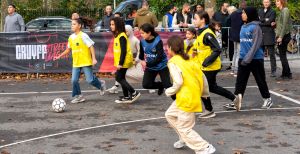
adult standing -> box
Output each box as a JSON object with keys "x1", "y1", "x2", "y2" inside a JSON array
[
  {"x1": 275, "y1": 0, "x2": 292, "y2": 80},
  {"x1": 258, "y1": 0, "x2": 277, "y2": 77},
  {"x1": 101, "y1": 5, "x2": 113, "y2": 30},
  {"x1": 162, "y1": 5, "x2": 176, "y2": 32},
  {"x1": 133, "y1": 1, "x2": 158, "y2": 28},
  {"x1": 172, "y1": 3, "x2": 193, "y2": 31},
  {"x1": 4, "y1": 4, "x2": 25, "y2": 32}
]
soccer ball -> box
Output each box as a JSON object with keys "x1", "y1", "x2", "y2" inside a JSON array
[{"x1": 52, "y1": 98, "x2": 66, "y2": 113}]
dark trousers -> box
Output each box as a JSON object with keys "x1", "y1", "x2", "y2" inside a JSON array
[
  {"x1": 202, "y1": 70, "x2": 236, "y2": 111},
  {"x1": 263, "y1": 45, "x2": 277, "y2": 73},
  {"x1": 142, "y1": 67, "x2": 172, "y2": 90},
  {"x1": 116, "y1": 68, "x2": 135, "y2": 97},
  {"x1": 228, "y1": 40, "x2": 234, "y2": 61},
  {"x1": 235, "y1": 59, "x2": 270, "y2": 98},
  {"x1": 277, "y1": 34, "x2": 292, "y2": 77}
]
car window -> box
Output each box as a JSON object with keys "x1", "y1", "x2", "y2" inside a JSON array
[
  {"x1": 47, "y1": 20, "x2": 60, "y2": 29},
  {"x1": 59, "y1": 20, "x2": 71, "y2": 29},
  {"x1": 27, "y1": 20, "x2": 45, "y2": 30}
]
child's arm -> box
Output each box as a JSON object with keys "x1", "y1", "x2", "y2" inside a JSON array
[
  {"x1": 54, "y1": 48, "x2": 71, "y2": 60},
  {"x1": 118, "y1": 36, "x2": 127, "y2": 69},
  {"x1": 165, "y1": 63, "x2": 183, "y2": 97},
  {"x1": 89, "y1": 45, "x2": 97, "y2": 65}
]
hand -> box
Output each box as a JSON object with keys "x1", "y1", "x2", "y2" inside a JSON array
[
  {"x1": 141, "y1": 60, "x2": 146, "y2": 70},
  {"x1": 117, "y1": 65, "x2": 122, "y2": 70},
  {"x1": 53, "y1": 55, "x2": 60, "y2": 61},
  {"x1": 277, "y1": 37, "x2": 282, "y2": 45},
  {"x1": 92, "y1": 58, "x2": 97, "y2": 65}
]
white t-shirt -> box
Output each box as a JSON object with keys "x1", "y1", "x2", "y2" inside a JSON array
[{"x1": 68, "y1": 32, "x2": 95, "y2": 48}]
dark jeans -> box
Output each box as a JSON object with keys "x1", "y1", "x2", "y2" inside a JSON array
[
  {"x1": 116, "y1": 68, "x2": 135, "y2": 97},
  {"x1": 142, "y1": 67, "x2": 172, "y2": 90},
  {"x1": 263, "y1": 45, "x2": 276, "y2": 73},
  {"x1": 235, "y1": 59, "x2": 270, "y2": 98},
  {"x1": 202, "y1": 70, "x2": 236, "y2": 111},
  {"x1": 277, "y1": 34, "x2": 292, "y2": 77},
  {"x1": 228, "y1": 40, "x2": 234, "y2": 61}
]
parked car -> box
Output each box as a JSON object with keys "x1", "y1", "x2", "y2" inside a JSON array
[
  {"x1": 95, "y1": 0, "x2": 143, "y2": 32},
  {"x1": 26, "y1": 16, "x2": 72, "y2": 32}
]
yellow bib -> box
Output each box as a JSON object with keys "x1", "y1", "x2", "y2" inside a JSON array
[
  {"x1": 195, "y1": 28, "x2": 221, "y2": 71},
  {"x1": 184, "y1": 39, "x2": 200, "y2": 64},
  {"x1": 168, "y1": 55, "x2": 203, "y2": 112},
  {"x1": 113, "y1": 32, "x2": 133, "y2": 68},
  {"x1": 69, "y1": 31, "x2": 92, "y2": 67}
]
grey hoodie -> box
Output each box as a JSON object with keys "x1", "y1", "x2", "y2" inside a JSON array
[{"x1": 4, "y1": 12, "x2": 25, "y2": 32}]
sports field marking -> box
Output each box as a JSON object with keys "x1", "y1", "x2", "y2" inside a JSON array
[
  {"x1": 269, "y1": 90, "x2": 300, "y2": 105},
  {"x1": 1, "y1": 106, "x2": 300, "y2": 149}
]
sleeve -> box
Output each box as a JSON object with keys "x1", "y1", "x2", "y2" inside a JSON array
[
  {"x1": 133, "y1": 16, "x2": 138, "y2": 27},
  {"x1": 119, "y1": 36, "x2": 127, "y2": 66},
  {"x1": 18, "y1": 15, "x2": 25, "y2": 31},
  {"x1": 172, "y1": 13, "x2": 179, "y2": 29},
  {"x1": 135, "y1": 38, "x2": 141, "y2": 61},
  {"x1": 67, "y1": 36, "x2": 72, "y2": 49},
  {"x1": 139, "y1": 41, "x2": 145, "y2": 60},
  {"x1": 242, "y1": 26, "x2": 263, "y2": 64},
  {"x1": 3, "y1": 17, "x2": 7, "y2": 32},
  {"x1": 146, "y1": 40, "x2": 164, "y2": 67},
  {"x1": 202, "y1": 33, "x2": 222, "y2": 67},
  {"x1": 82, "y1": 33, "x2": 95, "y2": 47},
  {"x1": 260, "y1": 10, "x2": 276, "y2": 27},
  {"x1": 152, "y1": 13, "x2": 159, "y2": 27},
  {"x1": 165, "y1": 63, "x2": 183, "y2": 96},
  {"x1": 279, "y1": 8, "x2": 290, "y2": 38}
]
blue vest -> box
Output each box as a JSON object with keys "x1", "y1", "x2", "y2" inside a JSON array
[{"x1": 141, "y1": 36, "x2": 168, "y2": 71}]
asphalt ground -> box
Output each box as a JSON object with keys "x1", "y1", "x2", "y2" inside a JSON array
[{"x1": 1, "y1": 62, "x2": 300, "y2": 154}]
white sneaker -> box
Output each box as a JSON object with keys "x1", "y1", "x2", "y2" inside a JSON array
[
  {"x1": 149, "y1": 90, "x2": 156, "y2": 94},
  {"x1": 198, "y1": 110, "x2": 216, "y2": 119},
  {"x1": 262, "y1": 98, "x2": 273, "y2": 109},
  {"x1": 173, "y1": 140, "x2": 186, "y2": 149},
  {"x1": 71, "y1": 95, "x2": 85, "y2": 104},
  {"x1": 195, "y1": 144, "x2": 216, "y2": 154},
  {"x1": 106, "y1": 85, "x2": 119, "y2": 94},
  {"x1": 233, "y1": 94, "x2": 242, "y2": 111},
  {"x1": 99, "y1": 80, "x2": 106, "y2": 95}
]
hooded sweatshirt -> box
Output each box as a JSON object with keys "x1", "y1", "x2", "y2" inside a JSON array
[
  {"x1": 133, "y1": 8, "x2": 158, "y2": 28},
  {"x1": 125, "y1": 25, "x2": 140, "y2": 59}
]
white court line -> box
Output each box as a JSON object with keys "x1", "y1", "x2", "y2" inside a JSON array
[
  {"x1": 269, "y1": 90, "x2": 300, "y2": 105},
  {"x1": 0, "y1": 86, "x2": 258, "y2": 95},
  {"x1": 1, "y1": 106, "x2": 300, "y2": 149}
]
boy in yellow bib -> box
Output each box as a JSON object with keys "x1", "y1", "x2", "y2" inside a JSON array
[{"x1": 54, "y1": 18, "x2": 106, "y2": 103}]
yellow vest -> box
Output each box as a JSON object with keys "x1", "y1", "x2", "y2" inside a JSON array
[
  {"x1": 113, "y1": 32, "x2": 133, "y2": 68},
  {"x1": 69, "y1": 31, "x2": 92, "y2": 67},
  {"x1": 168, "y1": 55, "x2": 203, "y2": 113},
  {"x1": 184, "y1": 39, "x2": 200, "y2": 64},
  {"x1": 195, "y1": 28, "x2": 221, "y2": 71}
]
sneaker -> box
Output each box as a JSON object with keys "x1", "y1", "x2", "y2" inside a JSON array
[
  {"x1": 198, "y1": 110, "x2": 216, "y2": 119},
  {"x1": 195, "y1": 144, "x2": 216, "y2": 154},
  {"x1": 106, "y1": 85, "x2": 119, "y2": 94},
  {"x1": 233, "y1": 94, "x2": 242, "y2": 111},
  {"x1": 115, "y1": 96, "x2": 132, "y2": 104},
  {"x1": 223, "y1": 103, "x2": 236, "y2": 110},
  {"x1": 71, "y1": 95, "x2": 85, "y2": 104},
  {"x1": 262, "y1": 98, "x2": 273, "y2": 109},
  {"x1": 158, "y1": 87, "x2": 164, "y2": 96},
  {"x1": 173, "y1": 140, "x2": 186, "y2": 149},
  {"x1": 131, "y1": 91, "x2": 141, "y2": 103},
  {"x1": 99, "y1": 80, "x2": 106, "y2": 95},
  {"x1": 149, "y1": 89, "x2": 156, "y2": 94}
]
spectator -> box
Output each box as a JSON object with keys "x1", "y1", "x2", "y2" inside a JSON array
[
  {"x1": 71, "y1": 13, "x2": 80, "y2": 20},
  {"x1": 133, "y1": 1, "x2": 158, "y2": 28},
  {"x1": 101, "y1": 5, "x2": 113, "y2": 30},
  {"x1": 213, "y1": 2, "x2": 229, "y2": 51},
  {"x1": 4, "y1": 4, "x2": 25, "y2": 32},
  {"x1": 195, "y1": 4, "x2": 204, "y2": 12},
  {"x1": 275, "y1": 0, "x2": 293, "y2": 80},
  {"x1": 162, "y1": 5, "x2": 176, "y2": 32},
  {"x1": 258, "y1": 0, "x2": 277, "y2": 77},
  {"x1": 225, "y1": 6, "x2": 237, "y2": 70},
  {"x1": 172, "y1": 3, "x2": 193, "y2": 31}
]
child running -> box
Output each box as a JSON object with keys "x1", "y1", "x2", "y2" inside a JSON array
[
  {"x1": 54, "y1": 18, "x2": 106, "y2": 103},
  {"x1": 110, "y1": 17, "x2": 141, "y2": 103},
  {"x1": 193, "y1": 11, "x2": 241, "y2": 118},
  {"x1": 139, "y1": 23, "x2": 172, "y2": 96},
  {"x1": 165, "y1": 35, "x2": 215, "y2": 154}
]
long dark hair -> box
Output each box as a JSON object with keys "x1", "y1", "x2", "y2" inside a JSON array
[
  {"x1": 79, "y1": 16, "x2": 95, "y2": 32},
  {"x1": 140, "y1": 23, "x2": 158, "y2": 37},
  {"x1": 186, "y1": 27, "x2": 197, "y2": 52},
  {"x1": 167, "y1": 35, "x2": 189, "y2": 60},
  {"x1": 110, "y1": 17, "x2": 125, "y2": 37},
  {"x1": 72, "y1": 18, "x2": 84, "y2": 29},
  {"x1": 195, "y1": 11, "x2": 210, "y2": 25},
  {"x1": 209, "y1": 19, "x2": 221, "y2": 32}
]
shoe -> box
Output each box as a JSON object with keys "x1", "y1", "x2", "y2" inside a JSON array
[
  {"x1": 195, "y1": 144, "x2": 216, "y2": 154},
  {"x1": 262, "y1": 98, "x2": 273, "y2": 109},
  {"x1": 198, "y1": 110, "x2": 216, "y2": 119},
  {"x1": 115, "y1": 96, "x2": 132, "y2": 104},
  {"x1": 226, "y1": 66, "x2": 231, "y2": 70},
  {"x1": 173, "y1": 140, "x2": 186, "y2": 149},
  {"x1": 149, "y1": 89, "x2": 156, "y2": 94},
  {"x1": 233, "y1": 94, "x2": 242, "y2": 111},
  {"x1": 276, "y1": 75, "x2": 292, "y2": 81},
  {"x1": 223, "y1": 103, "x2": 236, "y2": 110},
  {"x1": 106, "y1": 85, "x2": 119, "y2": 94},
  {"x1": 131, "y1": 91, "x2": 141, "y2": 103},
  {"x1": 158, "y1": 87, "x2": 164, "y2": 96},
  {"x1": 71, "y1": 95, "x2": 85, "y2": 104},
  {"x1": 270, "y1": 72, "x2": 276, "y2": 77},
  {"x1": 99, "y1": 80, "x2": 106, "y2": 95}
]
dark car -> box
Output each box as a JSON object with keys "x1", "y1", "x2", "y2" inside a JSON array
[
  {"x1": 95, "y1": 0, "x2": 143, "y2": 32},
  {"x1": 26, "y1": 16, "x2": 72, "y2": 32}
]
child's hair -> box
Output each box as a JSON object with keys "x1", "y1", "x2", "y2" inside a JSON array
[
  {"x1": 140, "y1": 23, "x2": 158, "y2": 37},
  {"x1": 114, "y1": 12, "x2": 123, "y2": 17},
  {"x1": 110, "y1": 17, "x2": 126, "y2": 37},
  {"x1": 195, "y1": 11, "x2": 210, "y2": 25},
  {"x1": 72, "y1": 18, "x2": 84, "y2": 29},
  {"x1": 209, "y1": 20, "x2": 221, "y2": 32},
  {"x1": 167, "y1": 35, "x2": 189, "y2": 60},
  {"x1": 186, "y1": 27, "x2": 197, "y2": 52},
  {"x1": 79, "y1": 16, "x2": 95, "y2": 32}
]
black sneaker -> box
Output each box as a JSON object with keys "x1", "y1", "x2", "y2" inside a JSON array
[
  {"x1": 115, "y1": 96, "x2": 132, "y2": 104},
  {"x1": 131, "y1": 91, "x2": 141, "y2": 103},
  {"x1": 158, "y1": 87, "x2": 164, "y2": 96}
]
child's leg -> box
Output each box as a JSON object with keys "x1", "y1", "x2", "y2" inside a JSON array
[
  {"x1": 71, "y1": 67, "x2": 82, "y2": 97},
  {"x1": 116, "y1": 68, "x2": 135, "y2": 97},
  {"x1": 142, "y1": 69, "x2": 160, "y2": 89},
  {"x1": 82, "y1": 66, "x2": 102, "y2": 89},
  {"x1": 159, "y1": 67, "x2": 172, "y2": 89},
  {"x1": 234, "y1": 60, "x2": 251, "y2": 96},
  {"x1": 250, "y1": 60, "x2": 271, "y2": 99}
]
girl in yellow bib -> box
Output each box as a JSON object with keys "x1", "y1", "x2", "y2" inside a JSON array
[
  {"x1": 184, "y1": 27, "x2": 198, "y2": 61},
  {"x1": 165, "y1": 35, "x2": 215, "y2": 154},
  {"x1": 110, "y1": 17, "x2": 141, "y2": 104},
  {"x1": 54, "y1": 18, "x2": 106, "y2": 103}
]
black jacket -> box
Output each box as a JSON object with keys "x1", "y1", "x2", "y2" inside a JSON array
[
  {"x1": 258, "y1": 7, "x2": 276, "y2": 46},
  {"x1": 228, "y1": 10, "x2": 243, "y2": 42}
]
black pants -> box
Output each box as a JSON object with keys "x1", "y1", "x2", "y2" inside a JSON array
[
  {"x1": 263, "y1": 45, "x2": 277, "y2": 73},
  {"x1": 202, "y1": 70, "x2": 236, "y2": 111},
  {"x1": 142, "y1": 67, "x2": 172, "y2": 90},
  {"x1": 228, "y1": 40, "x2": 234, "y2": 61},
  {"x1": 116, "y1": 68, "x2": 135, "y2": 97},
  {"x1": 277, "y1": 34, "x2": 292, "y2": 77},
  {"x1": 235, "y1": 59, "x2": 270, "y2": 98}
]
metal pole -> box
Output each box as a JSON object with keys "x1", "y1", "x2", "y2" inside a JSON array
[{"x1": 114, "y1": 0, "x2": 116, "y2": 9}]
